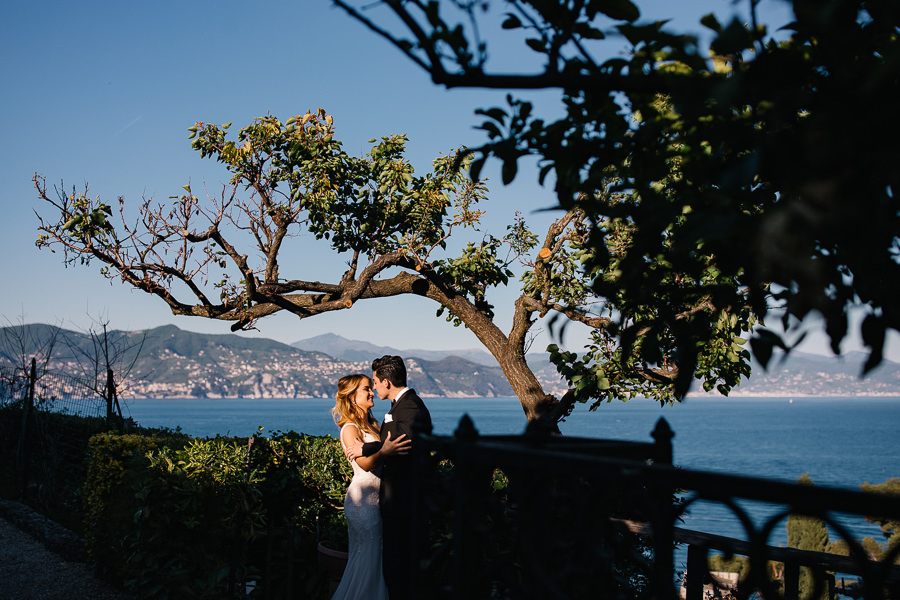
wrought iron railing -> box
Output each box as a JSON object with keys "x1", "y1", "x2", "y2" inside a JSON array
[{"x1": 407, "y1": 415, "x2": 900, "y2": 600}]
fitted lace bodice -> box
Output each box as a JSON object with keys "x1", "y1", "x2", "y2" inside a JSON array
[{"x1": 344, "y1": 427, "x2": 382, "y2": 484}]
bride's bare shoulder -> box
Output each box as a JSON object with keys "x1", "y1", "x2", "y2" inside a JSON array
[{"x1": 339, "y1": 422, "x2": 362, "y2": 445}]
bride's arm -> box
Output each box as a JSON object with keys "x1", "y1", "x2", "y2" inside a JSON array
[{"x1": 341, "y1": 426, "x2": 410, "y2": 472}]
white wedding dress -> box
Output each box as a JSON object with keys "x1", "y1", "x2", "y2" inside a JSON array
[{"x1": 332, "y1": 424, "x2": 389, "y2": 600}]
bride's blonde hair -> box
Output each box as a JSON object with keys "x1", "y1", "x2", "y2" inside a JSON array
[{"x1": 331, "y1": 374, "x2": 380, "y2": 438}]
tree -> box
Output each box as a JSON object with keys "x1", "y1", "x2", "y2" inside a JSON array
[
  {"x1": 63, "y1": 314, "x2": 148, "y2": 413},
  {"x1": 0, "y1": 315, "x2": 61, "y2": 380},
  {"x1": 333, "y1": 0, "x2": 900, "y2": 395},
  {"x1": 34, "y1": 110, "x2": 750, "y2": 423},
  {"x1": 1, "y1": 317, "x2": 145, "y2": 422},
  {"x1": 860, "y1": 477, "x2": 900, "y2": 564},
  {"x1": 786, "y1": 474, "x2": 832, "y2": 600}
]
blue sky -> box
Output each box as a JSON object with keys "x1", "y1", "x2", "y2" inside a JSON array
[{"x1": 4, "y1": 0, "x2": 889, "y2": 360}]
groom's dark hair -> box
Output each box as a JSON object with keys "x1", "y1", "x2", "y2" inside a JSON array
[{"x1": 372, "y1": 355, "x2": 407, "y2": 387}]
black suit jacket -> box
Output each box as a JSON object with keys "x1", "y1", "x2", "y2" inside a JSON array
[{"x1": 362, "y1": 389, "x2": 432, "y2": 516}]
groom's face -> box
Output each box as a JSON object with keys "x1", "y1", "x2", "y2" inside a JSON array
[{"x1": 372, "y1": 373, "x2": 388, "y2": 400}]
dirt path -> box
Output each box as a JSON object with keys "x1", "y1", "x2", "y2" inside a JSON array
[{"x1": 0, "y1": 500, "x2": 130, "y2": 600}]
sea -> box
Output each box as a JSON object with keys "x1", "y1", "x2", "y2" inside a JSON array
[{"x1": 122, "y1": 395, "x2": 900, "y2": 565}]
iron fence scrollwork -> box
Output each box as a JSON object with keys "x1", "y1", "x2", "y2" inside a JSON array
[{"x1": 409, "y1": 415, "x2": 900, "y2": 600}]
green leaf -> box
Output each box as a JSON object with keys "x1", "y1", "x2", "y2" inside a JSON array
[
  {"x1": 501, "y1": 158, "x2": 518, "y2": 185},
  {"x1": 573, "y1": 22, "x2": 606, "y2": 40},
  {"x1": 501, "y1": 13, "x2": 521, "y2": 29},
  {"x1": 476, "y1": 107, "x2": 507, "y2": 123},
  {"x1": 700, "y1": 13, "x2": 721, "y2": 33},
  {"x1": 861, "y1": 314, "x2": 886, "y2": 374},
  {"x1": 525, "y1": 38, "x2": 546, "y2": 53},
  {"x1": 478, "y1": 121, "x2": 502, "y2": 139},
  {"x1": 596, "y1": 0, "x2": 639, "y2": 22},
  {"x1": 710, "y1": 19, "x2": 754, "y2": 55},
  {"x1": 470, "y1": 157, "x2": 486, "y2": 182},
  {"x1": 749, "y1": 335, "x2": 774, "y2": 370}
]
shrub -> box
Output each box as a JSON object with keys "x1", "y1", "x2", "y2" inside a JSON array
[
  {"x1": 83, "y1": 432, "x2": 189, "y2": 580},
  {"x1": 83, "y1": 430, "x2": 351, "y2": 600}
]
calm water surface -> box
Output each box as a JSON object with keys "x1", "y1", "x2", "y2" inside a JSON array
[
  {"x1": 122, "y1": 395, "x2": 900, "y2": 488},
  {"x1": 123, "y1": 395, "x2": 900, "y2": 553}
]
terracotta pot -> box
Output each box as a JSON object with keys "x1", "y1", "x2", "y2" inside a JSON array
[{"x1": 317, "y1": 541, "x2": 349, "y2": 595}]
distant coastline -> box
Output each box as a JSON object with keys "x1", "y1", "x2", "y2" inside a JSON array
[
  {"x1": 123, "y1": 392, "x2": 900, "y2": 402},
  {"x1": 4, "y1": 323, "x2": 899, "y2": 400}
]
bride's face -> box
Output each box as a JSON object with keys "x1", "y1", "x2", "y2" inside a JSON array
[{"x1": 353, "y1": 378, "x2": 375, "y2": 413}]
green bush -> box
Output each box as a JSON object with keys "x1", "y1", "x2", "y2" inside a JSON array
[
  {"x1": 708, "y1": 553, "x2": 751, "y2": 579},
  {"x1": 83, "y1": 430, "x2": 352, "y2": 600},
  {"x1": 83, "y1": 432, "x2": 189, "y2": 581}
]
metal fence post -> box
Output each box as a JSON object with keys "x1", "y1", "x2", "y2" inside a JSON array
[
  {"x1": 106, "y1": 368, "x2": 125, "y2": 431},
  {"x1": 685, "y1": 544, "x2": 706, "y2": 600},
  {"x1": 16, "y1": 358, "x2": 37, "y2": 498},
  {"x1": 783, "y1": 561, "x2": 800, "y2": 600},
  {"x1": 652, "y1": 417, "x2": 677, "y2": 599},
  {"x1": 652, "y1": 417, "x2": 674, "y2": 465},
  {"x1": 452, "y1": 415, "x2": 479, "y2": 600},
  {"x1": 105, "y1": 368, "x2": 114, "y2": 424}
]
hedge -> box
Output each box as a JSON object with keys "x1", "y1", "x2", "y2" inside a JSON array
[{"x1": 83, "y1": 430, "x2": 351, "y2": 600}]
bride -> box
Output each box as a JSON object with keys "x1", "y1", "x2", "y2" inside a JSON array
[{"x1": 330, "y1": 374, "x2": 410, "y2": 600}]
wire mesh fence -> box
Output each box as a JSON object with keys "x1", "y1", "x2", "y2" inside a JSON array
[
  {"x1": 0, "y1": 361, "x2": 122, "y2": 527},
  {"x1": 0, "y1": 364, "x2": 111, "y2": 416}
]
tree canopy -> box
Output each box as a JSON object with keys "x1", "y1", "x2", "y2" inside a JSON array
[
  {"x1": 35, "y1": 108, "x2": 752, "y2": 423},
  {"x1": 334, "y1": 0, "x2": 900, "y2": 392},
  {"x1": 787, "y1": 474, "x2": 833, "y2": 599},
  {"x1": 860, "y1": 477, "x2": 900, "y2": 562}
]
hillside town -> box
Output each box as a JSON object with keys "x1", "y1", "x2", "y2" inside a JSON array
[{"x1": 2, "y1": 325, "x2": 889, "y2": 400}]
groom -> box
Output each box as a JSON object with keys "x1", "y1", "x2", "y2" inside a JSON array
[{"x1": 359, "y1": 355, "x2": 432, "y2": 600}]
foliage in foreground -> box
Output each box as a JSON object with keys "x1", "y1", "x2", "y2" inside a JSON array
[
  {"x1": 335, "y1": 0, "x2": 900, "y2": 391},
  {"x1": 0, "y1": 403, "x2": 131, "y2": 530},
  {"x1": 84, "y1": 431, "x2": 351, "y2": 600}
]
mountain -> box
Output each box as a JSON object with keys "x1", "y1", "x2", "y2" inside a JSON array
[
  {"x1": 715, "y1": 351, "x2": 900, "y2": 397},
  {"x1": 291, "y1": 332, "x2": 561, "y2": 382},
  {"x1": 0, "y1": 324, "x2": 532, "y2": 399},
  {"x1": 291, "y1": 333, "x2": 498, "y2": 366},
  {"x1": 2, "y1": 323, "x2": 898, "y2": 399},
  {"x1": 405, "y1": 355, "x2": 516, "y2": 398},
  {"x1": 291, "y1": 333, "x2": 900, "y2": 397}
]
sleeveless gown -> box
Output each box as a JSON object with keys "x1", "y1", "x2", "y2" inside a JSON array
[{"x1": 332, "y1": 424, "x2": 389, "y2": 600}]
